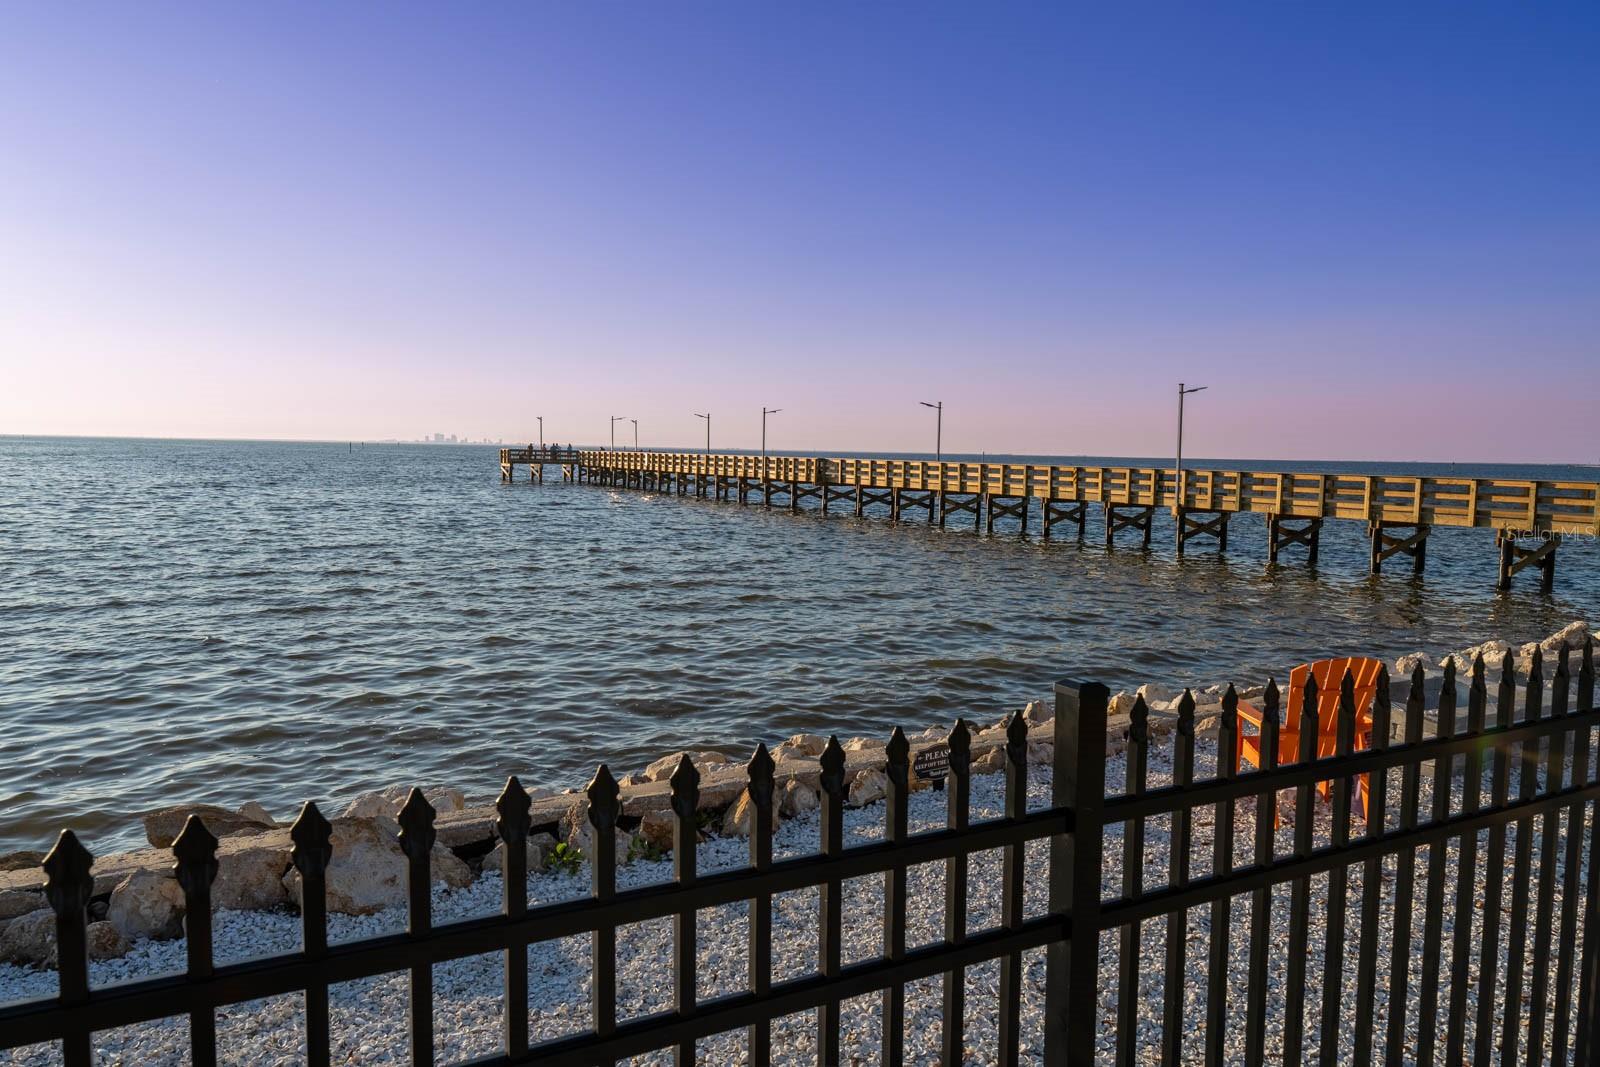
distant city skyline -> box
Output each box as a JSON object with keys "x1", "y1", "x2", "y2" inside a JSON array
[{"x1": 3, "y1": 5, "x2": 1597, "y2": 462}]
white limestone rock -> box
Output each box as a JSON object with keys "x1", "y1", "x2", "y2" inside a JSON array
[
  {"x1": 563, "y1": 803, "x2": 639, "y2": 865},
  {"x1": 342, "y1": 786, "x2": 467, "y2": 821},
  {"x1": 1439, "y1": 640, "x2": 1510, "y2": 674},
  {"x1": 639, "y1": 810, "x2": 676, "y2": 853},
  {"x1": 1542, "y1": 620, "x2": 1589, "y2": 651},
  {"x1": 0, "y1": 889, "x2": 43, "y2": 921},
  {"x1": 779, "y1": 780, "x2": 819, "y2": 818},
  {"x1": 86, "y1": 920, "x2": 129, "y2": 960},
  {"x1": 280, "y1": 816, "x2": 471, "y2": 916},
  {"x1": 1393, "y1": 652, "x2": 1430, "y2": 677},
  {"x1": 847, "y1": 769, "x2": 889, "y2": 808},
  {"x1": 212, "y1": 831, "x2": 294, "y2": 911},
  {"x1": 1134, "y1": 683, "x2": 1178, "y2": 709},
  {"x1": 776, "y1": 734, "x2": 828, "y2": 758},
  {"x1": 487, "y1": 833, "x2": 557, "y2": 874},
  {"x1": 107, "y1": 869, "x2": 185, "y2": 941},
  {"x1": 973, "y1": 747, "x2": 1006, "y2": 775},
  {"x1": 236, "y1": 802, "x2": 277, "y2": 826},
  {"x1": 642, "y1": 751, "x2": 730, "y2": 783},
  {"x1": 379, "y1": 785, "x2": 466, "y2": 814},
  {"x1": 1021, "y1": 700, "x2": 1054, "y2": 726},
  {"x1": 341, "y1": 792, "x2": 394, "y2": 820},
  {"x1": 142, "y1": 804, "x2": 274, "y2": 849},
  {"x1": 0, "y1": 909, "x2": 56, "y2": 966},
  {"x1": 721, "y1": 790, "x2": 782, "y2": 837}
]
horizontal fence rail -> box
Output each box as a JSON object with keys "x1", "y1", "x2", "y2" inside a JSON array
[
  {"x1": 4, "y1": 639, "x2": 1598, "y2": 1064},
  {"x1": 571, "y1": 450, "x2": 1600, "y2": 535}
]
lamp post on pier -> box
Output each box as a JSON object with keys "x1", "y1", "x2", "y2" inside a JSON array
[
  {"x1": 1174, "y1": 383, "x2": 1208, "y2": 545},
  {"x1": 761, "y1": 407, "x2": 781, "y2": 460},
  {"x1": 536, "y1": 416, "x2": 543, "y2": 451},
  {"x1": 694, "y1": 412, "x2": 710, "y2": 453},
  {"x1": 630, "y1": 419, "x2": 639, "y2": 451},
  {"x1": 610, "y1": 416, "x2": 627, "y2": 450},
  {"x1": 919, "y1": 400, "x2": 942, "y2": 462}
]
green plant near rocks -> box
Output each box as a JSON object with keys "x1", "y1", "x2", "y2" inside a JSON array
[
  {"x1": 547, "y1": 842, "x2": 584, "y2": 875},
  {"x1": 626, "y1": 835, "x2": 665, "y2": 864}
]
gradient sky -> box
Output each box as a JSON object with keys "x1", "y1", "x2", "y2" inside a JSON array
[{"x1": 2, "y1": 4, "x2": 1596, "y2": 461}]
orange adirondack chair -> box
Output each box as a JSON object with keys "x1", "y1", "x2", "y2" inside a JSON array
[{"x1": 1236, "y1": 656, "x2": 1385, "y2": 822}]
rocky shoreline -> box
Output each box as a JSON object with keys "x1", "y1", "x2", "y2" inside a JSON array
[{"x1": 0, "y1": 618, "x2": 1588, "y2": 970}]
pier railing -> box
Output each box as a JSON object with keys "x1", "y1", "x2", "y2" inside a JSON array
[
  {"x1": 574, "y1": 450, "x2": 1600, "y2": 534},
  {"x1": 498, "y1": 446, "x2": 580, "y2": 465},
  {"x1": 4, "y1": 640, "x2": 1598, "y2": 1064}
]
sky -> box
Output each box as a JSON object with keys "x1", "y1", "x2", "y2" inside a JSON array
[{"x1": 2, "y1": 3, "x2": 1596, "y2": 462}]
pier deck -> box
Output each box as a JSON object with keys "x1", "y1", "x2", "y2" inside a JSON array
[
  {"x1": 505, "y1": 448, "x2": 1599, "y2": 590},
  {"x1": 498, "y1": 446, "x2": 581, "y2": 483}
]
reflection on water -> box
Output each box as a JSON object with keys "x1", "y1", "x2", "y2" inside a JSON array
[{"x1": 1, "y1": 437, "x2": 1593, "y2": 851}]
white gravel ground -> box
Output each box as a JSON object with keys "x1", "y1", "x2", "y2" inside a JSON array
[{"x1": 1, "y1": 726, "x2": 1590, "y2": 1065}]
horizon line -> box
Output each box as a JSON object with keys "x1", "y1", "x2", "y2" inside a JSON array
[{"x1": 3, "y1": 432, "x2": 1596, "y2": 471}]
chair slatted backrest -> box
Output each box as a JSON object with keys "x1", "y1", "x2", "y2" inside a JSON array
[{"x1": 1282, "y1": 656, "x2": 1386, "y2": 733}]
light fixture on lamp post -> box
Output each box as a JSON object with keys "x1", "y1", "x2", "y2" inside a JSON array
[
  {"x1": 762, "y1": 407, "x2": 781, "y2": 459},
  {"x1": 919, "y1": 401, "x2": 942, "y2": 462},
  {"x1": 694, "y1": 413, "x2": 710, "y2": 453}
]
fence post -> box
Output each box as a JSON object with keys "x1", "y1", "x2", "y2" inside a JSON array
[{"x1": 1044, "y1": 678, "x2": 1108, "y2": 1064}]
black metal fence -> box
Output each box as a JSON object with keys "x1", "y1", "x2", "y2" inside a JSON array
[{"x1": 1, "y1": 639, "x2": 1597, "y2": 1065}]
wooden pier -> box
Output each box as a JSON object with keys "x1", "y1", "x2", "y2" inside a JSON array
[
  {"x1": 498, "y1": 446, "x2": 582, "y2": 483},
  {"x1": 505, "y1": 448, "x2": 1599, "y2": 591}
]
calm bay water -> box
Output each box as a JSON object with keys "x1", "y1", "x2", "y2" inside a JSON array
[{"x1": 2, "y1": 436, "x2": 1595, "y2": 852}]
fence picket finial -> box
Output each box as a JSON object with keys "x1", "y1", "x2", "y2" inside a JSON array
[
  {"x1": 43, "y1": 829, "x2": 94, "y2": 922},
  {"x1": 747, "y1": 743, "x2": 775, "y2": 809},
  {"x1": 290, "y1": 802, "x2": 334, "y2": 878},
  {"x1": 886, "y1": 725, "x2": 910, "y2": 781},
  {"x1": 947, "y1": 718, "x2": 971, "y2": 767},
  {"x1": 397, "y1": 788, "x2": 437, "y2": 860},
  {"x1": 1176, "y1": 688, "x2": 1196, "y2": 735},
  {"x1": 42, "y1": 828, "x2": 94, "y2": 1066},
  {"x1": 586, "y1": 765, "x2": 620, "y2": 829},
  {"x1": 496, "y1": 776, "x2": 532, "y2": 843},
  {"x1": 1219, "y1": 684, "x2": 1239, "y2": 762},
  {"x1": 669, "y1": 755, "x2": 701, "y2": 818},
  {"x1": 1555, "y1": 648, "x2": 1572, "y2": 717},
  {"x1": 1004, "y1": 710, "x2": 1027, "y2": 762},
  {"x1": 172, "y1": 816, "x2": 220, "y2": 894},
  {"x1": 1371, "y1": 663, "x2": 1393, "y2": 739},
  {"x1": 819, "y1": 737, "x2": 846, "y2": 798},
  {"x1": 1130, "y1": 693, "x2": 1150, "y2": 740}
]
